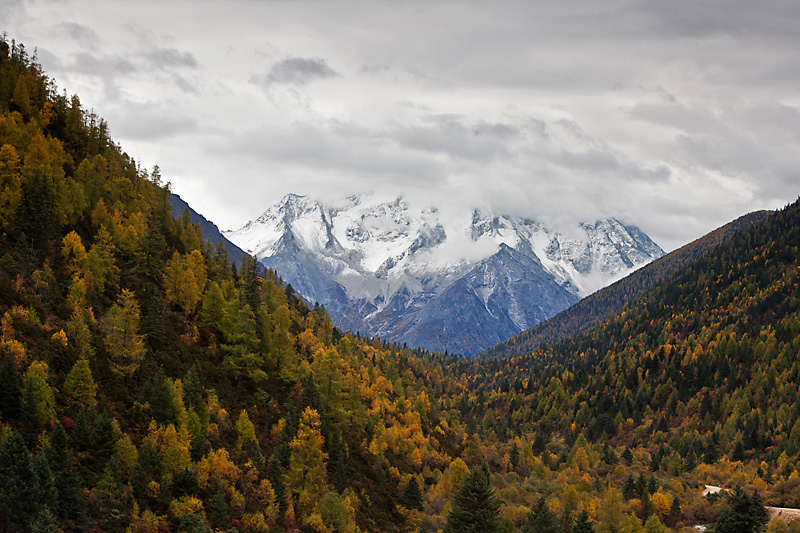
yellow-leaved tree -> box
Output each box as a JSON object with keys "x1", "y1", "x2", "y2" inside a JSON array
[
  {"x1": 164, "y1": 250, "x2": 207, "y2": 315},
  {"x1": 102, "y1": 289, "x2": 145, "y2": 377},
  {"x1": 64, "y1": 357, "x2": 97, "y2": 411},
  {"x1": 287, "y1": 407, "x2": 329, "y2": 517}
]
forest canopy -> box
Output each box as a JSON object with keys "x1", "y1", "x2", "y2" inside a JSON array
[{"x1": 0, "y1": 34, "x2": 798, "y2": 533}]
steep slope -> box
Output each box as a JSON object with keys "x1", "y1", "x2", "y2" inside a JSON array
[
  {"x1": 169, "y1": 193, "x2": 247, "y2": 265},
  {"x1": 226, "y1": 194, "x2": 663, "y2": 354},
  {"x1": 483, "y1": 210, "x2": 772, "y2": 357}
]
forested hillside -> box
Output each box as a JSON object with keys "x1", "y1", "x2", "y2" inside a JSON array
[
  {"x1": 0, "y1": 35, "x2": 798, "y2": 533},
  {"x1": 483, "y1": 210, "x2": 772, "y2": 358}
]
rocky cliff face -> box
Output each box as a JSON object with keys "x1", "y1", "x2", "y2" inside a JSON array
[{"x1": 225, "y1": 194, "x2": 664, "y2": 355}]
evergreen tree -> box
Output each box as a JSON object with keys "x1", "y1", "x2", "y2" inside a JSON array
[
  {"x1": 713, "y1": 487, "x2": 768, "y2": 533},
  {"x1": 71, "y1": 406, "x2": 92, "y2": 452},
  {"x1": 443, "y1": 464, "x2": 500, "y2": 533},
  {"x1": 30, "y1": 508, "x2": 60, "y2": 533},
  {"x1": 267, "y1": 455, "x2": 288, "y2": 518},
  {"x1": 183, "y1": 365, "x2": 208, "y2": 426},
  {"x1": 90, "y1": 457, "x2": 129, "y2": 531},
  {"x1": 510, "y1": 442, "x2": 520, "y2": 472},
  {"x1": 140, "y1": 367, "x2": 176, "y2": 425},
  {"x1": 173, "y1": 466, "x2": 200, "y2": 499},
  {"x1": 208, "y1": 486, "x2": 229, "y2": 530},
  {"x1": 179, "y1": 513, "x2": 212, "y2": 533},
  {"x1": 0, "y1": 430, "x2": 41, "y2": 529},
  {"x1": 90, "y1": 410, "x2": 119, "y2": 473},
  {"x1": 21, "y1": 376, "x2": 42, "y2": 444},
  {"x1": 0, "y1": 354, "x2": 21, "y2": 421},
  {"x1": 402, "y1": 476, "x2": 423, "y2": 511},
  {"x1": 532, "y1": 429, "x2": 550, "y2": 455},
  {"x1": 32, "y1": 455, "x2": 56, "y2": 512},
  {"x1": 622, "y1": 475, "x2": 637, "y2": 500},
  {"x1": 523, "y1": 496, "x2": 560, "y2": 533},
  {"x1": 45, "y1": 424, "x2": 86, "y2": 525},
  {"x1": 326, "y1": 424, "x2": 349, "y2": 493},
  {"x1": 573, "y1": 509, "x2": 594, "y2": 533}
]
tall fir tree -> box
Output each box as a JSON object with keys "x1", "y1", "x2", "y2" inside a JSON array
[
  {"x1": 45, "y1": 423, "x2": 87, "y2": 526},
  {"x1": 443, "y1": 464, "x2": 500, "y2": 533},
  {"x1": 523, "y1": 496, "x2": 560, "y2": 533},
  {"x1": 0, "y1": 430, "x2": 42, "y2": 530},
  {"x1": 0, "y1": 355, "x2": 21, "y2": 421}
]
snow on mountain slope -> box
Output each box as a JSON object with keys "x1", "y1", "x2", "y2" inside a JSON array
[{"x1": 225, "y1": 193, "x2": 664, "y2": 355}]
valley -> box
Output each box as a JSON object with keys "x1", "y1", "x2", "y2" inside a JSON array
[{"x1": 0, "y1": 34, "x2": 798, "y2": 533}]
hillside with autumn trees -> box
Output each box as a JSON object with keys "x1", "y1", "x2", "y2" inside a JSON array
[
  {"x1": 1, "y1": 35, "x2": 799, "y2": 533},
  {"x1": 482, "y1": 210, "x2": 772, "y2": 359}
]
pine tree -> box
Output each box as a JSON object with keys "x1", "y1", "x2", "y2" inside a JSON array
[
  {"x1": 90, "y1": 457, "x2": 129, "y2": 531},
  {"x1": 21, "y1": 376, "x2": 43, "y2": 444},
  {"x1": 510, "y1": 442, "x2": 520, "y2": 472},
  {"x1": 402, "y1": 476, "x2": 423, "y2": 511},
  {"x1": 208, "y1": 486, "x2": 229, "y2": 530},
  {"x1": 140, "y1": 367, "x2": 176, "y2": 425},
  {"x1": 45, "y1": 424, "x2": 86, "y2": 525},
  {"x1": 443, "y1": 464, "x2": 500, "y2": 533},
  {"x1": 267, "y1": 455, "x2": 288, "y2": 518},
  {"x1": 173, "y1": 466, "x2": 200, "y2": 499},
  {"x1": 326, "y1": 424, "x2": 349, "y2": 493},
  {"x1": 0, "y1": 430, "x2": 41, "y2": 529},
  {"x1": 0, "y1": 354, "x2": 21, "y2": 421},
  {"x1": 572, "y1": 509, "x2": 594, "y2": 533},
  {"x1": 32, "y1": 455, "x2": 56, "y2": 512},
  {"x1": 90, "y1": 410, "x2": 119, "y2": 473},
  {"x1": 713, "y1": 487, "x2": 769, "y2": 533},
  {"x1": 71, "y1": 406, "x2": 92, "y2": 452},
  {"x1": 523, "y1": 496, "x2": 560, "y2": 533}
]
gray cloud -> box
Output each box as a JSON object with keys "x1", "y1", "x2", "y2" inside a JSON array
[
  {"x1": 146, "y1": 47, "x2": 198, "y2": 69},
  {"x1": 8, "y1": 0, "x2": 799, "y2": 252},
  {"x1": 251, "y1": 57, "x2": 339, "y2": 87},
  {"x1": 59, "y1": 22, "x2": 99, "y2": 46},
  {"x1": 0, "y1": 0, "x2": 23, "y2": 23},
  {"x1": 105, "y1": 101, "x2": 198, "y2": 141},
  {"x1": 71, "y1": 51, "x2": 137, "y2": 76}
]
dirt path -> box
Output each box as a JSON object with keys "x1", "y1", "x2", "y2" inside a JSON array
[
  {"x1": 703, "y1": 486, "x2": 800, "y2": 521},
  {"x1": 769, "y1": 507, "x2": 800, "y2": 521}
]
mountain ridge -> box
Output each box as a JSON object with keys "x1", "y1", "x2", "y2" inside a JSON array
[
  {"x1": 169, "y1": 193, "x2": 247, "y2": 266},
  {"x1": 225, "y1": 193, "x2": 664, "y2": 354}
]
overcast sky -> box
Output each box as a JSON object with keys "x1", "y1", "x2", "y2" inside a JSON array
[{"x1": 4, "y1": 0, "x2": 800, "y2": 251}]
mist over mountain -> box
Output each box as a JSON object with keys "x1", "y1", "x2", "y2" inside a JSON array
[{"x1": 225, "y1": 193, "x2": 664, "y2": 354}]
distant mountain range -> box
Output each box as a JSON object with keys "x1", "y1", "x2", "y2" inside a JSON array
[{"x1": 224, "y1": 193, "x2": 664, "y2": 355}]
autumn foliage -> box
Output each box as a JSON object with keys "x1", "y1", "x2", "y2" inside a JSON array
[{"x1": 0, "y1": 35, "x2": 798, "y2": 533}]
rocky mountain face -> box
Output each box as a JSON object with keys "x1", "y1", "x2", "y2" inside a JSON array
[{"x1": 225, "y1": 194, "x2": 664, "y2": 355}]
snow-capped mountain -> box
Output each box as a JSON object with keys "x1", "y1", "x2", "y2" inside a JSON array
[{"x1": 225, "y1": 193, "x2": 664, "y2": 355}]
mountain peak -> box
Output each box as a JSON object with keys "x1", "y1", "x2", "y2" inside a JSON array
[{"x1": 226, "y1": 194, "x2": 664, "y2": 354}]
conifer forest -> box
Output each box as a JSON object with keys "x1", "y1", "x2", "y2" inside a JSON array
[{"x1": 1, "y1": 35, "x2": 799, "y2": 532}]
